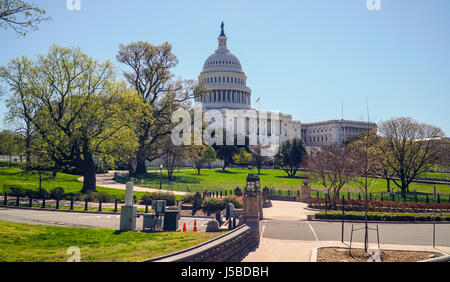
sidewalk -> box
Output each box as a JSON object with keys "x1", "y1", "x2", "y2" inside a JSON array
[
  {"x1": 243, "y1": 238, "x2": 450, "y2": 262},
  {"x1": 79, "y1": 171, "x2": 188, "y2": 196}
]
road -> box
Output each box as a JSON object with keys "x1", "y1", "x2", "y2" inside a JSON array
[
  {"x1": 0, "y1": 207, "x2": 211, "y2": 232},
  {"x1": 261, "y1": 219, "x2": 450, "y2": 247}
]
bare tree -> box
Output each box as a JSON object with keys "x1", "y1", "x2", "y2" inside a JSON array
[
  {"x1": 0, "y1": 0, "x2": 50, "y2": 36},
  {"x1": 378, "y1": 117, "x2": 444, "y2": 195},
  {"x1": 117, "y1": 42, "x2": 205, "y2": 175},
  {"x1": 348, "y1": 129, "x2": 382, "y2": 252},
  {"x1": 159, "y1": 136, "x2": 186, "y2": 181},
  {"x1": 308, "y1": 145, "x2": 355, "y2": 207}
]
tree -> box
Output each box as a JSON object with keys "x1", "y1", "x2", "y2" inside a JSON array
[
  {"x1": 190, "y1": 143, "x2": 207, "y2": 175},
  {"x1": 203, "y1": 146, "x2": 217, "y2": 169},
  {"x1": 0, "y1": 130, "x2": 23, "y2": 167},
  {"x1": 2, "y1": 45, "x2": 143, "y2": 193},
  {"x1": 308, "y1": 145, "x2": 355, "y2": 207},
  {"x1": 117, "y1": 41, "x2": 202, "y2": 175},
  {"x1": 274, "y1": 138, "x2": 307, "y2": 177},
  {"x1": 378, "y1": 117, "x2": 444, "y2": 195},
  {"x1": 233, "y1": 148, "x2": 252, "y2": 166},
  {"x1": 159, "y1": 135, "x2": 186, "y2": 181},
  {"x1": 348, "y1": 128, "x2": 382, "y2": 251},
  {"x1": 213, "y1": 131, "x2": 247, "y2": 171},
  {"x1": 249, "y1": 144, "x2": 270, "y2": 174},
  {"x1": 0, "y1": 56, "x2": 37, "y2": 170},
  {"x1": 0, "y1": 0, "x2": 50, "y2": 36},
  {"x1": 27, "y1": 145, "x2": 54, "y2": 192}
]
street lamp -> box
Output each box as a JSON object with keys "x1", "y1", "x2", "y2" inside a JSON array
[
  {"x1": 246, "y1": 174, "x2": 260, "y2": 192},
  {"x1": 159, "y1": 164, "x2": 163, "y2": 189}
]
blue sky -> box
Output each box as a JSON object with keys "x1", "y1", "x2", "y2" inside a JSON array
[{"x1": 1, "y1": 0, "x2": 449, "y2": 135}]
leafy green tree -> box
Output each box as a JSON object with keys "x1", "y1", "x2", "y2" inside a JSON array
[
  {"x1": 2, "y1": 45, "x2": 144, "y2": 193},
  {"x1": 274, "y1": 138, "x2": 307, "y2": 177},
  {"x1": 0, "y1": 0, "x2": 50, "y2": 36},
  {"x1": 0, "y1": 56, "x2": 37, "y2": 170},
  {"x1": 233, "y1": 148, "x2": 252, "y2": 166},
  {"x1": 203, "y1": 146, "x2": 217, "y2": 169},
  {"x1": 0, "y1": 130, "x2": 23, "y2": 167}
]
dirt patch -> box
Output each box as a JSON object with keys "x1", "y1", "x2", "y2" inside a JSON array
[{"x1": 317, "y1": 247, "x2": 443, "y2": 262}]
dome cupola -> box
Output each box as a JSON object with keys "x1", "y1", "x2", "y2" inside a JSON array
[{"x1": 197, "y1": 22, "x2": 252, "y2": 110}]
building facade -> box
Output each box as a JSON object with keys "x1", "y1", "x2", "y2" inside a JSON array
[{"x1": 196, "y1": 23, "x2": 375, "y2": 150}]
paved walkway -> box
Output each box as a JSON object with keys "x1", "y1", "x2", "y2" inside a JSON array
[
  {"x1": 243, "y1": 200, "x2": 450, "y2": 262},
  {"x1": 79, "y1": 171, "x2": 188, "y2": 196}
]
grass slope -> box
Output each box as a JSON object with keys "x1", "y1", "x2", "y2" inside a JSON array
[
  {"x1": 130, "y1": 168, "x2": 450, "y2": 196},
  {"x1": 0, "y1": 220, "x2": 220, "y2": 262}
]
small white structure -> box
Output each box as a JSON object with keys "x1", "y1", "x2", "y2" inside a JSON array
[{"x1": 120, "y1": 182, "x2": 137, "y2": 231}]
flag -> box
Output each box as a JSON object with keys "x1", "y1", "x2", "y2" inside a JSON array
[{"x1": 256, "y1": 97, "x2": 261, "y2": 103}]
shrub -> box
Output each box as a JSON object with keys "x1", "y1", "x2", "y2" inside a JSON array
[
  {"x1": 140, "y1": 192, "x2": 176, "y2": 206},
  {"x1": 79, "y1": 191, "x2": 115, "y2": 203},
  {"x1": 315, "y1": 211, "x2": 450, "y2": 222},
  {"x1": 96, "y1": 191, "x2": 115, "y2": 203},
  {"x1": 222, "y1": 195, "x2": 243, "y2": 209},
  {"x1": 50, "y1": 187, "x2": 65, "y2": 200},
  {"x1": 32, "y1": 189, "x2": 49, "y2": 199},
  {"x1": 202, "y1": 197, "x2": 226, "y2": 212},
  {"x1": 181, "y1": 193, "x2": 195, "y2": 203},
  {"x1": 308, "y1": 198, "x2": 450, "y2": 213},
  {"x1": 4, "y1": 186, "x2": 27, "y2": 197}
]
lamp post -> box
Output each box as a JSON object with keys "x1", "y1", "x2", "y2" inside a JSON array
[{"x1": 159, "y1": 164, "x2": 163, "y2": 189}]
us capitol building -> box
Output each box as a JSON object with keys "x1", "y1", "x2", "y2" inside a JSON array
[{"x1": 195, "y1": 23, "x2": 376, "y2": 149}]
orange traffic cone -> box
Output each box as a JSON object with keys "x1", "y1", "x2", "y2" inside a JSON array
[
  {"x1": 182, "y1": 222, "x2": 186, "y2": 232},
  {"x1": 193, "y1": 220, "x2": 197, "y2": 232}
]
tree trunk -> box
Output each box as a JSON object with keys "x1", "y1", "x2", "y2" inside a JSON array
[
  {"x1": 134, "y1": 145, "x2": 147, "y2": 175},
  {"x1": 80, "y1": 149, "x2": 97, "y2": 194}
]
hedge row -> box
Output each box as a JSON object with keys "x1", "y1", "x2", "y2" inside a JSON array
[
  {"x1": 308, "y1": 198, "x2": 450, "y2": 213},
  {"x1": 315, "y1": 211, "x2": 450, "y2": 221},
  {"x1": 3, "y1": 186, "x2": 119, "y2": 203}
]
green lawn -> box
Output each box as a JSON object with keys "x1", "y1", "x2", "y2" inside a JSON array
[
  {"x1": 0, "y1": 220, "x2": 221, "y2": 262},
  {"x1": 122, "y1": 168, "x2": 450, "y2": 200},
  {"x1": 0, "y1": 163, "x2": 143, "y2": 200}
]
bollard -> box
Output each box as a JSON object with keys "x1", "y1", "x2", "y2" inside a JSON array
[
  {"x1": 56, "y1": 199, "x2": 60, "y2": 209},
  {"x1": 438, "y1": 194, "x2": 440, "y2": 204},
  {"x1": 29, "y1": 196, "x2": 32, "y2": 207},
  {"x1": 70, "y1": 197, "x2": 74, "y2": 210},
  {"x1": 16, "y1": 195, "x2": 20, "y2": 206},
  {"x1": 84, "y1": 199, "x2": 88, "y2": 211},
  {"x1": 42, "y1": 196, "x2": 46, "y2": 209},
  {"x1": 145, "y1": 200, "x2": 149, "y2": 214},
  {"x1": 98, "y1": 199, "x2": 102, "y2": 212},
  {"x1": 114, "y1": 199, "x2": 118, "y2": 212},
  {"x1": 298, "y1": 190, "x2": 300, "y2": 197}
]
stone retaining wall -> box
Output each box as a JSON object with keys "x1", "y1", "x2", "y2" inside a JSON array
[{"x1": 143, "y1": 225, "x2": 255, "y2": 262}]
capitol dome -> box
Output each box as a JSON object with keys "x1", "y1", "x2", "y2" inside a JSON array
[{"x1": 197, "y1": 22, "x2": 252, "y2": 110}]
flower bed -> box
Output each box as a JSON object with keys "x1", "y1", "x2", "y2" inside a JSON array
[
  {"x1": 315, "y1": 211, "x2": 450, "y2": 221},
  {"x1": 308, "y1": 198, "x2": 450, "y2": 213}
]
